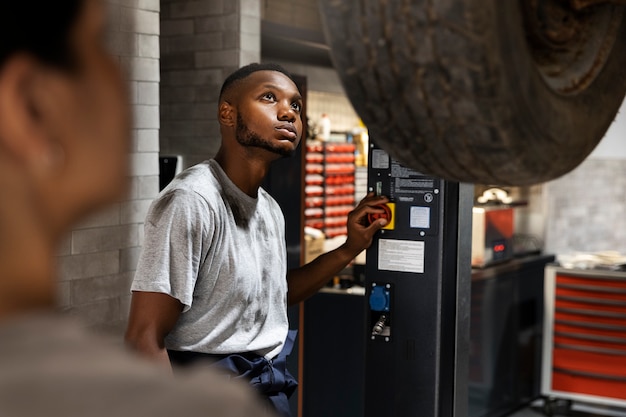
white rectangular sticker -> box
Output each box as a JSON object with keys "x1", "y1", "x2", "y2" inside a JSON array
[
  {"x1": 378, "y1": 239, "x2": 425, "y2": 273},
  {"x1": 410, "y1": 206, "x2": 431, "y2": 228},
  {"x1": 371, "y1": 149, "x2": 390, "y2": 169}
]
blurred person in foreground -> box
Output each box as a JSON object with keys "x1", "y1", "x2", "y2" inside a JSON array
[{"x1": 0, "y1": 1, "x2": 272, "y2": 416}]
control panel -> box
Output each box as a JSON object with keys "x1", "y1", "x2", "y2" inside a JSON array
[{"x1": 364, "y1": 142, "x2": 472, "y2": 417}]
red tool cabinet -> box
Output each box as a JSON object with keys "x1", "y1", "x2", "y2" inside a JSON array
[{"x1": 542, "y1": 265, "x2": 626, "y2": 409}]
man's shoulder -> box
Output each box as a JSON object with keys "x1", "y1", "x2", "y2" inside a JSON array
[
  {"x1": 258, "y1": 187, "x2": 282, "y2": 213},
  {"x1": 168, "y1": 161, "x2": 218, "y2": 190},
  {"x1": 160, "y1": 161, "x2": 223, "y2": 203}
]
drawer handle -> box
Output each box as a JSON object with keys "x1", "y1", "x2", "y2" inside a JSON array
[
  {"x1": 553, "y1": 367, "x2": 626, "y2": 382},
  {"x1": 557, "y1": 282, "x2": 626, "y2": 295},
  {"x1": 556, "y1": 295, "x2": 626, "y2": 306},
  {"x1": 555, "y1": 319, "x2": 626, "y2": 332},
  {"x1": 556, "y1": 307, "x2": 626, "y2": 319},
  {"x1": 555, "y1": 330, "x2": 626, "y2": 345},
  {"x1": 555, "y1": 342, "x2": 626, "y2": 356}
]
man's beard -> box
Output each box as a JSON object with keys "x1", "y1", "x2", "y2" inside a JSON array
[{"x1": 236, "y1": 113, "x2": 295, "y2": 158}]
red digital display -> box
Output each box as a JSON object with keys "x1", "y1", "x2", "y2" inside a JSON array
[{"x1": 493, "y1": 243, "x2": 506, "y2": 253}]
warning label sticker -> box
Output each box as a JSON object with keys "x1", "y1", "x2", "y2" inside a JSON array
[{"x1": 378, "y1": 239, "x2": 425, "y2": 273}]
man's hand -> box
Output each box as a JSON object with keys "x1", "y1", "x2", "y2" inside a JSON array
[
  {"x1": 287, "y1": 192, "x2": 390, "y2": 305},
  {"x1": 342, "y1": 192, "x2": 390, "y2": 255}
]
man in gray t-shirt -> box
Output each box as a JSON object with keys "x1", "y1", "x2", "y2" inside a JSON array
[
  {"x1": 132, "y1": 159, "x2": 289, "y2": 360},
  {"x1": 125, "y1": 63, "x2": 389, "y2": 417}
]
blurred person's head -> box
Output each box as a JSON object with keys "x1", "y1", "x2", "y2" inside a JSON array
[{"x1": 0, "y1": 0, "x2": 131, "y2": 316}]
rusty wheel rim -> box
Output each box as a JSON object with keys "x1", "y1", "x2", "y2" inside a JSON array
[{"x1": 521, "y1": 0, "x2": 624, "y2": 95}]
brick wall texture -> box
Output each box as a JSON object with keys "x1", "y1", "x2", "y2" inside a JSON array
[
  {"x1": 160, "y1": 0, "x2": 261, "y2": 169},
  {"x1": 56, "y1": 0, "x2": 161, "y2": 334},
  {"x1": 261, "y1": 0, "x2": 321, "y2": 32},
  {"x1": 544, "y1": 158, "x2": 626, "y2": 256}
]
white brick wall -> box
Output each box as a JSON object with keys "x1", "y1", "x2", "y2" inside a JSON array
[
  {"x1": 161, "y1": 0, "x2": 261, "y2": 169},
  {"x1": 544, "y1": 158, "x2": 626, "y2": 256},
  {"x1": 57, "y1": 1, "x2": 161, "y2": 335}
]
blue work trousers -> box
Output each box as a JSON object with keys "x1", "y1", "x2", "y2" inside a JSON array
[{"x1": 168, "y1": 330, "x2": 298, "y2": 417}]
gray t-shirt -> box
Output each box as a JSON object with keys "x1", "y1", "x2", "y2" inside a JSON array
[{"x1": 132, "y1": 160, "x2": 288, "y2": 359}]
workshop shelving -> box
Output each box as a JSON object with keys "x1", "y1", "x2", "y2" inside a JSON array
[{"x1": 305, "y1": 142, "x2": 356, "y2": 238}]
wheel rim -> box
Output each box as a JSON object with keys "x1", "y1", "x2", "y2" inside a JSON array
[{"x1": 521, "y1": 0, "x2": 623, "y2": 95}]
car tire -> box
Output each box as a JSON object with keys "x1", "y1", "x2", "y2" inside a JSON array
[{"x1": 318, "y1": 0, "x2": 626, "y2": 185}]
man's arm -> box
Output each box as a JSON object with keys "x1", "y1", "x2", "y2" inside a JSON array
[
  {"x1": 124, "y1": 291, "x2": 184, "y2": 370},
  {"x1": 287, "y1": 192, "x2": 388, "y2": 305}
]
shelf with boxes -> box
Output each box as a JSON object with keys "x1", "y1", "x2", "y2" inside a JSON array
[{"x1": 304, "y1": 141, "x2": 356, "y2": 239}]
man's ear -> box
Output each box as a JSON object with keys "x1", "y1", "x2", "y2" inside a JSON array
[
  {"x1": 218, "y1": 101, "x2": 236, "y2": 127},
  {"x1": 0, "y1": 54, "x2": 55, "y2": 168}
]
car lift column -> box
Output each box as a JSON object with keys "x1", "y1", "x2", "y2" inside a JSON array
[{"x1": 364, "y1": 143, "x2": 473, "y2": 417}]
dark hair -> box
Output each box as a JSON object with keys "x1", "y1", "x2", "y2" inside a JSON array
[
  {"x1": 219, "y1": 63, "x2": 296, "y2": 101},
  {"x1": 0, "y1": 1, "x2": 84, "y2": 69}
]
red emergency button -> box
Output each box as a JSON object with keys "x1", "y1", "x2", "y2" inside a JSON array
[{"x1": 368, "y1": 204, "x2": 392, "y2": 225}]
